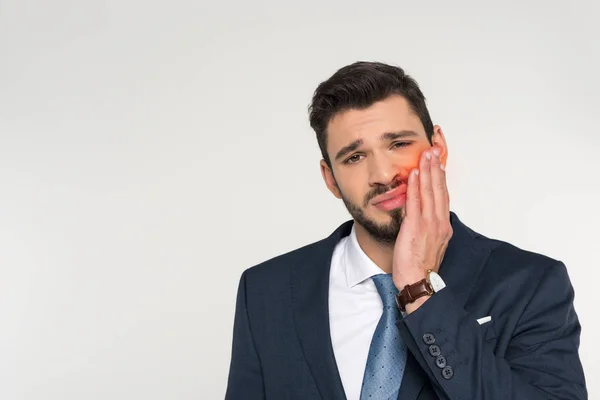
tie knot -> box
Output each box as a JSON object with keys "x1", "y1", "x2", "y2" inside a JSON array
[{"x1": 371, "y1": 274, "x2": 399, "y2": 308}]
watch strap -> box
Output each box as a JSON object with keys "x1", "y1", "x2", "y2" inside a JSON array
[{"x1": 396, "y1": 278, "x2": 434, "y2": 312}]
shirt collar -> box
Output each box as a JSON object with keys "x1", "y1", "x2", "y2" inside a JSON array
[{"x1": 343, "y1": 223, "x2": 387, "y2": 288}]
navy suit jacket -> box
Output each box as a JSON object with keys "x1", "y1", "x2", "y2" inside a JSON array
[{"x1": 225, "y1": 212, "x2": 587, "y2": 399}]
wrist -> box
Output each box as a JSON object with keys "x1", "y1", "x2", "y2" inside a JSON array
[
  {"x1": 395, "y1": 269, "x2": 445, "y2": 313},
  {"x1": 404, "y1": 295, "x2": 430, "y2": 314},
  {"x1": 394, "y1": 270, "x2": 427, "y2": 291}
]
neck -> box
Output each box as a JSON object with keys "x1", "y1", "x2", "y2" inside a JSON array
[{"x1": 353, "y1": 222, "x2": 395, "y2": 273}]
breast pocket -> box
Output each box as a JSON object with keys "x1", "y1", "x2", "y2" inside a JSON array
[{"x1": 478, "y1": 317, "x2": 497, "y2": 342}]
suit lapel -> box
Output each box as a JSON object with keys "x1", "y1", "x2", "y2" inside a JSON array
[
  {"x1": 291, "y1": 221, "x2": 352, "y2": 400},
  {"x1": 438, "y1": 212, "x2": 493, "y2": 306}
]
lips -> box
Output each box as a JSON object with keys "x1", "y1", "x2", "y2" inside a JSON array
[{"x1": 371, "y1": 184, "x2": 407, "y2": 205}]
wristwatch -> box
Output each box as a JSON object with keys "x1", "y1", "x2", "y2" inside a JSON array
[{"x1": 396, "y1": 270, "x2": 446, "y2": 312}]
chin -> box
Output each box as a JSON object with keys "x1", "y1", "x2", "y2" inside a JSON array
[
  {"x1": 374, "y1": 206, "x2": 403, "y2": 217},
  {"x1": 367, "y1": 210, "x2": 398, "y2": 226}
]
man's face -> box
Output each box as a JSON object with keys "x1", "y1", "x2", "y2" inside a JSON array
[{"x1": 320, "y1": 95, "x2": 447, "y2": 244}]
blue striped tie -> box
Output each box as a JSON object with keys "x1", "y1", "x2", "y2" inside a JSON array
[{"x1": 359, "y1": 274, "x2": 407, "y2": 400}]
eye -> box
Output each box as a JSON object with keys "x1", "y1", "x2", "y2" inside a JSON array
[
  {"x1": 391, "y1": 141, "x2": 411, "y2": 149},
  {"x1": 345, "y1": 154, "x2": 363, "y2": 164}
]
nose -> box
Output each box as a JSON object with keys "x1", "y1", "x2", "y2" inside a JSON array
[{"x1": 368, "y1": 153, "x2": 404, "y2": 188}]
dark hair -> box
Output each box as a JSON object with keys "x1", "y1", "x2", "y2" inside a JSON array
[{"x1": 308, "y1": 61, "x2": 434, "y2": 169}]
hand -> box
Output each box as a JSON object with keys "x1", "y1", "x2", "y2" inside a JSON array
[{"x1": 392, "y1": 146, "x2": 453, "y2": 312}]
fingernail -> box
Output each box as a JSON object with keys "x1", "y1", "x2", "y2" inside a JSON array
[
  {"x1": 414, "y1": 169, "x2": 420, "y2": 176},
  {"x1": 425, "y1": 152, "x2": 431, "y2": 160},
  {"x1": 440, "y1": 164, "x2": 446, "y2": 171},
  {"x1": 432, "y1": 148, "x2": 441, "y2": 157}
]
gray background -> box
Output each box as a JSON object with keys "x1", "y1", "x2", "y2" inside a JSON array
[{"x1": 0, "y1": 0, "x2": 598, "y2": 399}]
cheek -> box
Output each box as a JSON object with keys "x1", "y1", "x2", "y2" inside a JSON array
[
  {"x1": 403, "y1": 144, "x2": 447, "y2": 171},
  {"x1": 402, "y1": 146, "x2": 427, "y2": 172},
  {"x1": 335, "y1": 177, "x2": 361, "y2": 199}
]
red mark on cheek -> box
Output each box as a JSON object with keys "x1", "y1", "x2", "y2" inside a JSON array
[
  {"x1": 398, "y1": 146, "x2": 447, "y2": 181},
  {"x1": 402, "y1": 151, "x2": 422, "y2": 177}
]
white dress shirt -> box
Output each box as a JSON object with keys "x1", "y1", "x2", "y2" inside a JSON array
[{"x1": 328, "y1": 223, "x2": 388, "y2": 400}]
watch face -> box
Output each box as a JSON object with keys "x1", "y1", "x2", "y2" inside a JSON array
[{"x1": 429, "y1": 271, "x2": 446, "y2": 292}]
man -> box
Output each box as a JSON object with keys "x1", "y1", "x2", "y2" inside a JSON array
[{"x1": 225, "y1": 61, "x2": 587, "y2": 399}]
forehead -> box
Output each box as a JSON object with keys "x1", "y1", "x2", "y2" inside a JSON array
[{"x1": 327, "y1": 95, "x2": 425, "y2": 151}]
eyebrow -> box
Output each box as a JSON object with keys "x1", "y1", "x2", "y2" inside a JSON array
[{"x1": 334, "y1": 130, "x2": 420, "y2": 162}]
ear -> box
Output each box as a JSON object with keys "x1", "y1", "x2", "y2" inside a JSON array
[
  {"x1": 320, "y1": 159, "x2": 342, "y2": 199},
  {"x1": 432, "y1": 125, "x2": 449, "y2": 166}
]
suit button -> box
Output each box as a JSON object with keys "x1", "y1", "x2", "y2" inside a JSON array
[
  {"x1": 423, "y1": 333, "x2": 436, "y2": 345},
  {"x1": 442, "y1": 366, "x2": 454, "y2": 380},
  {"x1": 428, "y1": 344, "x2": 441, "y2": 357},
  {"x1": 435, "y1": 355, "x2": 447, "y2": 368}
]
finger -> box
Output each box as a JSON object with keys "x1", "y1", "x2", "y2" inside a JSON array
[
  {"x1": 405, "y1": 168, "x2": 421, "y2": 218},
  {"x1": 430, "y1": 147, "x2": 450, "y2": 220},
  {"x1": 419, "y1": 149, "x2": 434, "y2": 220}
]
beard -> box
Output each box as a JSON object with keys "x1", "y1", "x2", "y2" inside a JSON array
[{"x1": 338, "y1": 184, "x2": 405, "y2": 245}]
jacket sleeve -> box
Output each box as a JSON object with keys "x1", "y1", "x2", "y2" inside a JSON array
[
  {"x1": 225, "y1": 271, "x2": 265, "y2": 399},
  {"x1": 396, "y1": 261, "x2": 587, "y2": 399}
]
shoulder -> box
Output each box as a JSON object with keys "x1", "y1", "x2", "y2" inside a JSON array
[
  {"x1": 233, "y1": 220, "x2": 352, "y2": 303},
  {"x1": 240, "y1": 236, "x2": 330, "y2": 287},
  {"x1": 476, "y1": 230, "x2": 570, "y2": 292},
  {"x1": 452, "y1": 213, "x2": 567, "y2": 284}
]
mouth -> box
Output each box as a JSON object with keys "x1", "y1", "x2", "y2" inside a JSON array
[{"x1": 371, "y1": 185, "x2": 407, "y2": 211}]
